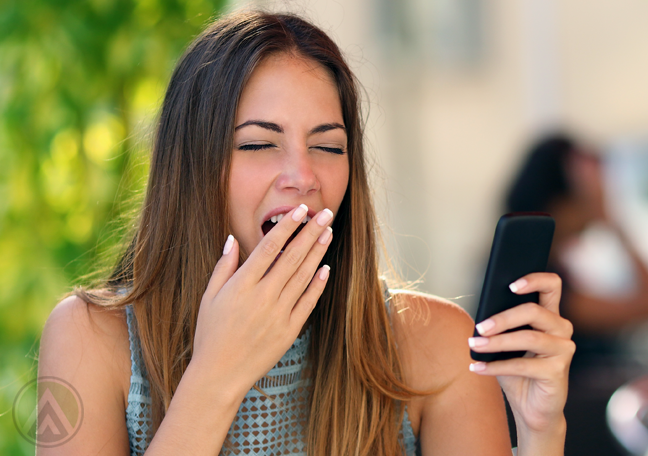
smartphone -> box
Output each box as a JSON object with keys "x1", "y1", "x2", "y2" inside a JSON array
[{"x1": 470, "y1": 213, "x2": 555, "y2": 362}]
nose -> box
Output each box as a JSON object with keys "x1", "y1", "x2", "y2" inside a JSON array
[{"x1": 275, "y1": 149, "x2": 320, "y2": 196}]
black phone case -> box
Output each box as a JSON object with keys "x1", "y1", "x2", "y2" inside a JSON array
[{"x1": 470, "y1": 213, "x2": 555, "y2": 362}]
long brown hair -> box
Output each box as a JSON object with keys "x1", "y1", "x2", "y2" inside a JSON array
[{"x1": 79, "y1": 11, "x2": 421, "y2": 455}]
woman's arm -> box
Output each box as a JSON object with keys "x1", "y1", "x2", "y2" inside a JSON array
[
  {"x1": 468, "y1": 273, "x2": 575, "y2": 456},
  {"x1": 37, "y1": 297, "x2": 132, "y2": 455},
  {"x1": 38, "y1": 205, "x2": 333, "y2": 455},
  {"x1": 392, "y1": 292, "x2": 512, "y2": 455},
  {"x1": 393, "y1": 276, "x2": 574, "y2": 456},
  {"x1": 37, "y1": 297, "x2": 248, "y2": 456}
]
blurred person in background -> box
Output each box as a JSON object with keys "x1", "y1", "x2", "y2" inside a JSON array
[{"x1": 505, "y1": 133, "x2": 648, "y2": 455}]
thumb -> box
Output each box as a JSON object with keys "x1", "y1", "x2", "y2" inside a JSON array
[{"x1": 204, "y1": 234, "x2": 239, "y2": 298}]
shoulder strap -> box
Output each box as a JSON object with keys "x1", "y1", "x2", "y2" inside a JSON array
[
  {"x1": 124, "y1": 305, "x2": 152, "y2": 455},
  {"x1": 125, "y1": 305, "x2": 148, "y2": 385},
  {"x1": 381, "y1": 278, "x2": 393, "y2": 314}
]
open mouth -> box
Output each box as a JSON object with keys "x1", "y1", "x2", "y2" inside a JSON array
[{"x1": 262, "y1": 213, "x2": 313, "y2": 250}]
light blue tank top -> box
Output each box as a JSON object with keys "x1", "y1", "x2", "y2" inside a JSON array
[{"x1": 124, "y1": 305, "x2": 418, "y2": 455}]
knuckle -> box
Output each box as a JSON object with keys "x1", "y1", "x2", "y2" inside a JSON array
[
  {"x1": 563, "y1": 319, "x2": 574, "y2": 338},
  {"x1": 262, "y1": 239, "x2": 279, "y2": 257},
  {"x1": 521, "y1": 330, "x2": 540, "y2": 346},
  {"x1": 259, "y1": 286, "x2": 274, "y2": 303},
  {"x1": 295, "y1": 297, "x2": 316, "y2": 321},
  {"x1": 306, "y1": 223, "x2": 322, "y2": 238},
  {"x1": 527, "y1": 302, "x2": 541, "y2": 316},
  {"x1": 549, "y1": 360, "x2": 565, "y2": 378},
  {"x1": 509, "y1": 357, "x2": 527, "y2": 373},
  {"x1": 294, "y1": 268, "x2": 312, "y2": 286},
  {"x1": 565, "y1": 339, "x2": 577, "y2": 356},
  {"x1": 277, "y1": 220, "x2": 295, "y2": 235},
  {"x1": 302, "y1": 293, "x2": 318, "y2": 311},
  {"x1": 512, "y1": 302, "x2": 538, "y2": 321},
  {"x1": 212, "y1": 259, "x2": 232, "y2": 278},
  {"x1": 284, "y1": 249, "x2": 302, "y2": 266},
  {"x1": 210, "y1": 262, "x2": 225, "y2": 280}
]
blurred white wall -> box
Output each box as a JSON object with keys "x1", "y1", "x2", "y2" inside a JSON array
[{"x1": 235, "y1": 0, "x2": 648, "y2": 312}]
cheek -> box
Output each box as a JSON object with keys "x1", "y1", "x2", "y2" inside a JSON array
[
  {"x1": 228, "y1": 156, "x2": 273, "y2": 207},
  {"x1": 322, "y1": 163, "x2": 350, "y2": 211},
  {"x1": 227, "y1": 157, "x2": 273, "y2": 245}
]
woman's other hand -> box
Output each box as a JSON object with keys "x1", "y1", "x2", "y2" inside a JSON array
[
  {"x1": 191, "y1": 204, "x2": 333, "y2": 398},
  {"x1": 468, "y1": 272, "x2": 575, "y2": 455}
]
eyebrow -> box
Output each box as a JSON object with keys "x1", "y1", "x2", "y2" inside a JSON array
[
  {"x1": 234, "y1": 120, "x2": 346, "y2": 135},
  {"x1": 235, "y1": 120, "x2": 283, "y2": 133},
  {"x1": 309, "y1": 123, "x2": 346, "y2": 135}
]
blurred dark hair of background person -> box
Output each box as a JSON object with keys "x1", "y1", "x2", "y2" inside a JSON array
[{"x1": 505, "y1": 133, "x2": 648, "y2": 456}]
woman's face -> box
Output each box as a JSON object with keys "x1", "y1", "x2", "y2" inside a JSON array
[{"x1": 229, "y1": 53, "x2": 350, "y2": 257}]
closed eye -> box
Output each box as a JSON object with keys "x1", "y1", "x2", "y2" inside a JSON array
[
  {"x1": 238, "y1": 143, "x2": 276, "y2": 151},
  {"x1": 313, "y1": 146, "x2": 346, "y2": 155}
]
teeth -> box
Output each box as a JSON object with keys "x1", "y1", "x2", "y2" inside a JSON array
[{"x1": 267, "y1": 213, "x2": 309, "y2": 224}]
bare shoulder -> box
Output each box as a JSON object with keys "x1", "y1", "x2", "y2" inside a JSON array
[
  {"x1": 45, "y1": 293, "x2": 128, "y2": 334},
  {"x1": 389, "y1": 289, "x2": 475, "y2": 392},
  {"x1": 389, "y1": 290, "x2": 510, "y2": 451},
  {"x1": 41, "y1": 295, "x2": 131, "y2": 382},
  {"x1": 38, "y1": 295, "x2": 131, "y2": 455}
]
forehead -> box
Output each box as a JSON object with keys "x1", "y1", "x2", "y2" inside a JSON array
[{"x1": 235, "y1": 53, "x2": 344, "y2": 126}]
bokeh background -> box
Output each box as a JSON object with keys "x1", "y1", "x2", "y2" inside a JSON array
[{"x1": 3, "y1": 0, "x2": 648, "y2": 454}]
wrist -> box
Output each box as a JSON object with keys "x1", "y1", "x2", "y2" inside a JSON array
[
  {"x1": 145, "y1": 358, "x2": 248, "y2": 454},
  {"x1": 184, "y1": 356, "x2": 249, "y2": 408},
  {"x1": 515, "y1": 415, "x2": 566, "y2": 456}
]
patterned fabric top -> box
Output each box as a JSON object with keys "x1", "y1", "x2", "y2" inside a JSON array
[
  {"x1": 124, "y1": 305, "x2": 417, "y2": 455},
  {"x1": 124, "y1": 306, "x2": 152, "y2": 454}
]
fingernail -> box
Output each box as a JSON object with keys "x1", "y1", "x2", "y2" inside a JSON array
[
  {"x1": 318, "y1": 226, "x2": 333, "y2": 244},
  {"x1": 468, "y1": 337, "x2": 489, "y2": 348},
  {"x1": 469, "y1": 362, "x2": 487, "y2": 372},
  {"x1": 319, "y1": 265, "x2": 330, "y2": 280},
  {"x1": 509, "y1": 278, "x2": 528, "y2": 293},
  {"x1": 223, "y1": 234, "x2": 234, "y2": 255},
  {"x1": 292, "y1": 204, "x2": 308, "y2": 222},
  {"x1": 316, "y1": 208, "x2": 333, "y2": 226},
  {"x1": 475, "y1": 319, "x2": 495, "y2": 335}
]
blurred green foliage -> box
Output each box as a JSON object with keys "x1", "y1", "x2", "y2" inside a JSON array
[{"x1": 0, "y1": 0, "x2": 226, "y2": 453}]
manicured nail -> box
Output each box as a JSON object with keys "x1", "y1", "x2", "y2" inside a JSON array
[
  {"x1": 469, "y1": 362, "x2": 487, "y2": 372},
  {"x1": 316, "y1": 208, "x2": 333, "y2": 226},
  {"x1": 509, "y1": 278, "x2": 528, "y2": 293},
  {"x1": 319, "y1": 265, "x2": 330, "y2": 280},
  {"x1": 318, "y1": 226, "x2": 333, "y2": 244},
  {"x1": 223, "y1": 234, "x2": 234, "y2": 255},
  {"x1": 468, "y1": 337, "x2": 489, "y2": 348},
  {"x1": 292, "y1": 204, "x2": 308, "y2": 221},
  {"x1": 475, "y1": 319, "x2": 495, "y2": 335}
]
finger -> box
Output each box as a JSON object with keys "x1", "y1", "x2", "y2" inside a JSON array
[
  {"x1": 469, "y1": 342, "x2": 574, "y2": 379},
  {"x1": 239, "y1": 204, "x2": 310, "y2": 281},
  {"x1": 475, "y1": 303, "x2": 574, "y2": 339},
  {"x1": 289, "y1": 265, "x2": 330, "y2": 331},
  {"x1": 204, "y1": 234, "x2": 240, "y2": 298},
  {"x1": 509, "y1": 272, "x2": 562, "y2": 314},
  {"x1": 469, "y1": 330, "x2": 570, "y2": 358},
  {"x1": 278, "y1": 226, "x2": 333, "y2": 306},
  {"x1": 265, "y1": 208, "x2": 334, "y2": 287}
]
